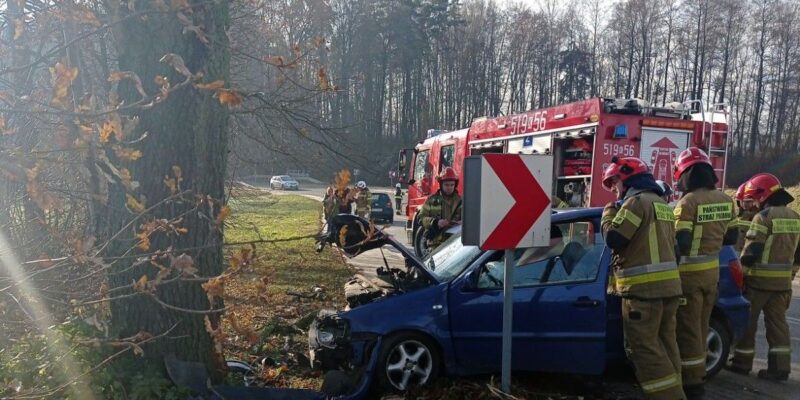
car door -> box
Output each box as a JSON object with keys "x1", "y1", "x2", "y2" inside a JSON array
[{"x1": 447, "y1": 219, "x2": 609, "y2": 375}]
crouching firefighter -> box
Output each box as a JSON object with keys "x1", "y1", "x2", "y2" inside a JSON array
[
  {"x1": 672, "y1": 148, "x2": 738, "y2": 399},
  {"x1": 418, "y1": 167, "x2": 462, "y2": 253},
  {"x1": 601, "y1": 157, "x2": 686, "y2": 400},
  {"x1": 728, "y1": 173, "x2": 800, "y2": 381}
]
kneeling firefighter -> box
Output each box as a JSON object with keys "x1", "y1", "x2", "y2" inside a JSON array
[{"x1": 601, "y1": 156, "x2": 686, "y2": 400}]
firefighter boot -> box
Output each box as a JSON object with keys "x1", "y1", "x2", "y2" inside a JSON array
[
  {"x1": 757, "y1": 369, "x2": 789, "y2": 382},
  {"x1": 683, "y1": 384, "x2": 704, "y2": 400}
]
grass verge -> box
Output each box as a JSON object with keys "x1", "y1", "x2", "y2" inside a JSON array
[{"x1": 222, "y1": 187, "x2": 352, "y2": 389}]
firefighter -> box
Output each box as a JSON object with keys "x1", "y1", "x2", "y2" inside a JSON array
[
  {"x1": 600, "y1": 156, "x2": 686, "y2": 400},
  {"x1": 552, "y1": 195, "x2": 569, "y2": 208},
  {"x1": 656, "y1": 180, "x2": 674, "y2": 204},
  {"x1": 394, "y1": 183, "x2": 403, "y2": 215},
  {"x1": 727, "y1": 173, "x2": 800, "y2": 381},
  {"x1": 671, "y1": 147, "x2": 738, "y2": 398},
  {"x1": 734, "y1": 183, "x2": 759, "y2": 252},
  {"x1": 354, "y1": 181, "x2": 372, "y2": 219},
  {"x1": 322, "y1": 185, "x2": 337, "y2": 221},
  {"x1": 418, "y1": 167, "x2": 462, "y2": 252}
]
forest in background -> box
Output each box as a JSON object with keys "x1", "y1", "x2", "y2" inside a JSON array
[{"x1": 230, "y1": 0, "x2": 800, "y2": 186}]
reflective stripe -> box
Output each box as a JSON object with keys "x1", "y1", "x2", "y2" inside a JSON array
[
  {"x1": 761, "y1": 236, "x2": 774, "y2": 265},
  {"x1": 680, "y1": 254, "x2": 718, "y2": 264},
  {"x1": 616, "y1": 269, "x2": 680, "y2": 287},
  {"x1": 612, "y1": 208, "x2": 642, "y2": 227},
  {"x1": 769, "y1": 347, "x2": 791, "y2": 354},
  {"x1": 748, "y1": 222, "x2": 769, "y2": 236},
  {"x1": 616, "y1": 261, "x2": 680, "y2": 278},
  {"x1": 735, "y1": 348, "x2": 754, "y2": 355},
  {"x1": 640, "y1": 373, "x2": 681, "y2": 393},
  {"x1": 772, "y1": 218, "x2": 800, "y2": 234},
  {"x1": 681, "y1": 355, "x2": 707, "y2": 367},
  {"x1": 737, "y1": 219, "x2": 752, "y2": 229},
  {"x1": 690, "y1": 225, "x2": 703, "y2": 256},
  {"x1": 678, "y1": 258, "x2": 718, "y2": 273},
  {"x1": 649, "y1": 223, "x2": 660, "y2": 264},
  {"x1": 676, "y1": 221, "x2": 694, "y2": 231},
  {"x1": 745, "y1": 264, "x2": 793, "y2": 278}
]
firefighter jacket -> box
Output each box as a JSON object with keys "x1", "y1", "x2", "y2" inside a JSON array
[
  {"x1": 735, "y1": 208, "x2": 758, "y2": 252},
  {"x1": 602, "y1": 190, "x2": 682, "y2": 299},
  {"x1": 355, "y1": 188, "x2": 372, "y2": 213},
  {"x1": 394, "y1": 187, "x2": 403, "y2": 200},
  {"x1": 741, "y1": 205, "x2": 800, "y2": 291},
  {"x1": 673, "y1": 188, "x2": 736, "y2": 283},
  {"x1": 419, "y1": 191, "x2": 462, "y2": 246}
]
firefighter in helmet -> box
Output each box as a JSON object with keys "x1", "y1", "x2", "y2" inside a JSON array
[
  {"x1": 600, "y1": 156, "x2": 685, "y2": 400},
  {"x1": 671, "y1": 147, "x2": 738, "y2": 398},
  {"x1": 354, "y1": 181, "x2": 372, "y2": 219},
  {"x1": 394, "y1": 183, "x2": 403, "y2": 215},
  {"x1": 418, "y1": 167, "x2": 462, "y2": 253},
  {"x1": 734, "y1": 183, "x2": 759, "y2": 252},
  {"x1": 655, "y1": 180, "x2": 674, "y2": 204},
  {"x1": 727, "y1": 173, "x2": 800, "y2": 381}
]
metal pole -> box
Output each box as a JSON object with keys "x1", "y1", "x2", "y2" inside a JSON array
[{"x1": 501, "y1": 248, "x2": 514, "y2": 393}]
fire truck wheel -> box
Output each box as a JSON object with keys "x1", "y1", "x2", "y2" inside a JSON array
[{"x1": 413, "y1": 228, "x2": 431, "y2": 258}]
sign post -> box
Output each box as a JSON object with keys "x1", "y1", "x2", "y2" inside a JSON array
[{"x1": 462, "y1": 154, "x2": 552, "y2": 393}]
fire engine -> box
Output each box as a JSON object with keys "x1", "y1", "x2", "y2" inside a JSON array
[{"x1": 397, "y1": 97, "x2": 730, "y2": 256}]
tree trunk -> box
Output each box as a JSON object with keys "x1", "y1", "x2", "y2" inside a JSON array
[{"x1": 99, "y1": 0, "x2": 230, "y2": 374}]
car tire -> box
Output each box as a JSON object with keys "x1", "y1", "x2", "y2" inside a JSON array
[
  {"x1": 376, "y1": 333, "x2": 440, "y2": 393},
  {"x1": 706, "y1": 317, "x2": 731, "y2": 379},
  {"x1": 413, "y1": 228, "x2": 430, "y2": 258}
]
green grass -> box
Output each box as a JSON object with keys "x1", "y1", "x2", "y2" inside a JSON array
[{"x1": 222, "y1": 188, "x2": 352, "y2": 389}]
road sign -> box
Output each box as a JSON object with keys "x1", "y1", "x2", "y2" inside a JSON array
[{"x1": 462, "y1": 154, "x2": 552, "y2": 250}]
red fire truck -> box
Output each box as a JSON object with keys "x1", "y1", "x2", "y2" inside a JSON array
[{"x1": 397, "y1": 97, "x2": 730, "y2": 256}]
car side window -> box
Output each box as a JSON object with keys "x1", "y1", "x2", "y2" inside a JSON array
[{"x1": 477, "y1": 222, "x2": 603, "y2": 289}]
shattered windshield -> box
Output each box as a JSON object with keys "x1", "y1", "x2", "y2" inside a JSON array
[{"x1": 423, "y1": 234, "x2": 482, "y2": 282}]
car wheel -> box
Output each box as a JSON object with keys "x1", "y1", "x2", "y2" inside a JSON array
[
  {"x1": 376, "y1": 333, "x2": 440, "y2": 393},
  {"x1": 413, "y1": 228, "x2": 431, "y2": 258},
  {"x1": 706, "y1": 317, "x2": 731, "y2": 379}
]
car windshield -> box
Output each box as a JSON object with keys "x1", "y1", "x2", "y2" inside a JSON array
[
  {"x1": 423, "y1": 233, "x2": 482, "y2": 282},
  {"x1": 281, "y1": 176, "x2": 295, "y2": 181}
]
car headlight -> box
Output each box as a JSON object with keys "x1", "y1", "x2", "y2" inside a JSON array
[{"x1": 317, "y1": 331, "x2": 335, "y2": 346}]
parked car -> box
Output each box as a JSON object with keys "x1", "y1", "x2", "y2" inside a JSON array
[
  {"x1": 370, "y1": 192, "x2": 394, "y2": 224},
  {"x1": 309, "y1": 210, "x2": 750, "y2": 395},
  {"x1": 270, "y1": 175, "x2": 299, "y2": 190}
]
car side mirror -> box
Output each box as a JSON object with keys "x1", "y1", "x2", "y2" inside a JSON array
[{"x1": 461, "y1": 269, "x2": 479, "y2": 292}]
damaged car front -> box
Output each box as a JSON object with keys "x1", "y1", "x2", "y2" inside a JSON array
[{"x1": 310, "y1": 216, "x2": 481, "y2": 394}]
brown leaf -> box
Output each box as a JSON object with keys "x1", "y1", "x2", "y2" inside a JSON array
[
  {"x1": 201, "y1": 276, "x2": 226, "y2": 303},
  {"x1": 215, "y1": 206, "x2": 231, "y2": 225},
  {"x1": 126, "y1": 193, "x2": 146, "y2": 213},
  {"x1": 318, "y1": 68, "x2": 330, "y2": 91},
  {"x1": 228, "y1": 313, "x2": 260, "y2": 346},
  {"x1": 264, "y1": 55, "x2": 286, "y2": 66},
  {"x1": 113, "y1": 145, "x2": 143, "y2": 161},
  {"x1": 171, "y1": 253, "x2": 197, "y2": 276},
  {"x1": 49, "y1": 62, "x2": 79, "y2": 108},
  {"x1": 14, "y1": 19, "x2": 24, "y2": 40},
  {"x1": 216, "y1": 89, "x2": 242, "y2": 106},
  {"x1": 108, "y1": 71, "x2": 147, "y2": 98},
  {"x1": 194, "y1": 80, "x2": 225, "y2": 90}
]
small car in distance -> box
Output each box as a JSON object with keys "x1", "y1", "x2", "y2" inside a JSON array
[
  {"x1": 370, "y1": 192, "x2": 394, "y2": 224},
  {"x1": 270, "y1": 175, "x2": 299, "y2": 190}
]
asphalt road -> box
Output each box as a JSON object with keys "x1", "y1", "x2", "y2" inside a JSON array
[{"x1": 262, "y1": 182, "x2": 800, "y2": 399}]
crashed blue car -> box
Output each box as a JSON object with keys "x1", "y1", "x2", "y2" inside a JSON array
[{"x1": 309, "y1": 209, "x2": 750, "y2": 396}]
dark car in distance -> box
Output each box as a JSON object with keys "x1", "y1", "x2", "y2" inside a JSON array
[{"x1": 370, "y1": 192, "x2": 394, "y2": 224}]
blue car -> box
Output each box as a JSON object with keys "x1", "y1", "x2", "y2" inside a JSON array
[{"x1": 309, "y1": 209, "x2": 750, "y2": 396}]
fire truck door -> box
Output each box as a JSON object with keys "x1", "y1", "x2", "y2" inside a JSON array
[{"x1": 638, "y1": 129, "x2": 690, "y2": 190}]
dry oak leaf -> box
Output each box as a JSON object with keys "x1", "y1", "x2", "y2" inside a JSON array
[
  {"x1": 215, "y1": 205, "x2": 231, "y2": 225},
  {"x1": 126, "y1": 193, "x2": 146, "y2": 213},
  {"x1": 108, "y1": 71, "x2": 147, "y2": 98},
  {"x1": 113, "y1": 145, "x2": 143, "y2": 161},
  {"x1": 49, "y1": 62, "x2": 79, "y2": 108},
  {"x1": 194, "y1": 80, "x2": 225, "y2": 90},
  {"x1": 171, "y1": 253, "x2": 197, "y2": 276},
  {"x1": 160, "y1": 53, "x2": 193, "y2": 78},
  {"x1": 216, "y1": 89, "x2": 242, "y2": 106}
]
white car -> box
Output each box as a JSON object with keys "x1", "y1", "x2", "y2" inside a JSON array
[{"x1": 270, "y1": 175, "x2": 299, "y2": 190}]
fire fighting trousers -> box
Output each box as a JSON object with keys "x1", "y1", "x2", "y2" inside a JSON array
[
  {"x1": 730, "y1": 288, "x2": 792, "y2": 373},
  {"x1": 623, "y1": 297, "x2": 687, "y2": 400},
  {"x1": 676, "y1": 282, "x2": 718, "y2": 386}
]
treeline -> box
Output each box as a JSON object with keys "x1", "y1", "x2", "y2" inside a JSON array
[{"x1": 235, "y1": 0, "x2": 800, "y2": 186}]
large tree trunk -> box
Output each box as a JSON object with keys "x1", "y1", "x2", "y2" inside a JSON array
[{"x1": 98, "y1": 0, "x2": 230, "y2": 373}]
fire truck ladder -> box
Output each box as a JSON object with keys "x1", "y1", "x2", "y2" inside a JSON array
[{"x1": 708, "y1": 103, "x2": 730, "y2": 188}]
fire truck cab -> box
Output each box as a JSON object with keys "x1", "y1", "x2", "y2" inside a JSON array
[{"x1": 398, "y1": 98, "x2": 729, "y2": 257}]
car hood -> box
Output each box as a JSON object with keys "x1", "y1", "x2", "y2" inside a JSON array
[{"x1": 319, "y1": 215, "x2": 436, "y2": 283}]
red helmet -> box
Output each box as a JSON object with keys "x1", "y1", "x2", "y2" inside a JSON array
[
  {"x1": 735, "y1": 183, "x2": 750, "y2": 201},
  {"x1": 673, "y1": 147, "x2": 712, "y2": 181},
  {"x1": 602, "y1": 156, "x2": 649, "y2": 190},
  {"x1": 744, "y1": 173, "x2": 782, "y2": 204},
  {"x1": 437, "y1": 167, "x2": 458, "y2": 183}
]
